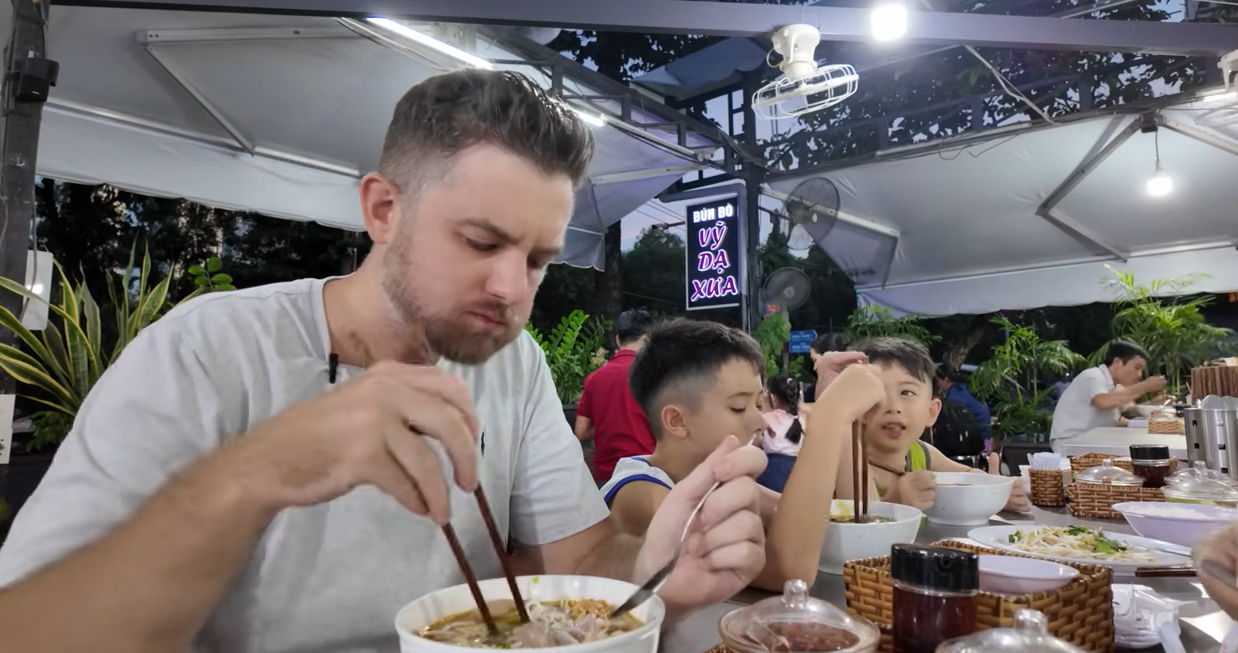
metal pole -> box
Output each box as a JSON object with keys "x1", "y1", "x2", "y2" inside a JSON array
[
  {"x1": 741, "y1": 72, "x2": 762, "y2": 335},
  {"x1": 1, "y1": 0, "x2": 52, "y2": 395}
]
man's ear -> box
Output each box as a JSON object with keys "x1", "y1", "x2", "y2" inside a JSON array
[
  {"x1": 659, "y1": 403, "x2": 691, "y2": 441},
  {"x1": 927, "y1": 397, "x2": 943, "y2": 427}
]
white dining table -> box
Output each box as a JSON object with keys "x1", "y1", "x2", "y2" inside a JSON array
[{"x1": 1056, "y1": 426, "x2": 1188, "y2": 460}]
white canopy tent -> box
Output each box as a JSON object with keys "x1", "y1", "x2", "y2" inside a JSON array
[
  {"x1": 768, "y1": 94, "x2": 1238, "y2": 316},
  {"x1": 10, "y1": 5, "x2": 716, "y2": 269}
]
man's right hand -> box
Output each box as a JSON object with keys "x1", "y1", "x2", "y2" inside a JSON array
[
  {"x1": 1195, "y1": 521, "x2": 1238, "y2": 621},
  {"x1": 1140, "y1": 375, "x2": 1168, "y2": 394},
  {"x1": 221, "y1": 361, "x2": 480, "y2": 524},
  {"x1": 895, "y1": 470, "x2": 937, "y2": 510}
]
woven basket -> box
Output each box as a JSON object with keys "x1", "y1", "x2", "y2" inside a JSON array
[
  {"x1": 1029, "y1": 469, "x2": 1066, "y2": 507},
  {"x1": 1066, "y1": 483, "x2": 1166, "y2": 519},
  {"x1": 842, "y1": 541, "x2": 1115, "y2": 653},
  {"x1": 1148, "y1": 419, "x2": 1185, "y2": 435}
]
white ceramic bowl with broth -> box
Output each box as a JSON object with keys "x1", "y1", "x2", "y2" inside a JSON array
[
  {"x1": 820, "y1": 500, "x2": 923, "y2": 574},
  {"x1": 924, "y1": 472, "x2": 1014, "y2": 527},
  {"x1": 395, "y1": 575, "x2": 665, "y2": 653}
]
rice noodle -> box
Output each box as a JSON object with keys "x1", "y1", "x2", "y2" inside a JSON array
[
  {"x1": 418, "y1": 598, "x2": 642, "y2": 649},
  {"x1": 1005, "y1": 526, "x2": 1155, "y2": 563}
]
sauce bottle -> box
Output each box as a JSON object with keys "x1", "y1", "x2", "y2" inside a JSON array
[{"x1": 891, "y1": 545, "x2": 979, "y2": 653}]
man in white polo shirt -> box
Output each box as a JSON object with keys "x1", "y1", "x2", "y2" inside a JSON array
[{"x1": 1050, "y1": 341, "x2": 1166, "y2": 452}]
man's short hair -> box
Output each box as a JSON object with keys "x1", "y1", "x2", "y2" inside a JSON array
[
  {"x1": 630, "y1": 319, "x2": 764, "y2": 437},
  {"x1": 811, "y1": 333, "x2": 847, "y2": 355},
  {"x1": 853, "y1": 337, "x2": 935, "y2": 384},
  {"x1": 1103, "y1": 341, "x2": 1150, "y2": 366},
  {"x1": 614, "y1": 309, "x2": 655, "y2": 346},
  {"x1": 380, "y1": 70, "x2": 595, "y2": 192}
]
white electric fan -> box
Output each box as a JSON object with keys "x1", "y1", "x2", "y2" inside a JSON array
[{"x1": 752, "y1": 24, "x2": 859, "y2": 120}]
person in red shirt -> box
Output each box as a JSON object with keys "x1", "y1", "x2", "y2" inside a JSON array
[{"x1": 575, "y1": 309, "x2": 656, "y2": 484}]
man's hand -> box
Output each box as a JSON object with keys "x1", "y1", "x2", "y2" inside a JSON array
[
  {"x1": 814, "y1": 352, "x2": 868, "y2": 391},
  {"x1": 1195, "y1": 521, "x2": 1238, "y2": 621},
  {"x1": 895, "y1": 470, "x2": 937, "y2": 510},
  {"x1": 1139, "y1": 375, "x2": 1168, "y2": 394},
  {"x1": 637, "y1": 437, "x2": 767, "y2": 610},
  {"x1": 221, "y1": 361, "x2": 480, "y2": 524}
]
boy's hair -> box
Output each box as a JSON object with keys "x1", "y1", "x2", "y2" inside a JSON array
[
  {"x1": 630, "y1": 318, "x2": 764, "y2": 437},
  {"x1": 811, "y1": 332, "x2": 847, "y2": 355},
  {"x1": 1102, "y1": 341, "x2": 1149, "y2": 366},
  {"x1": 613, "y1": 309, "x2": 655, "y2": 346},
  {"x1": 853, "y1": 337, "x2": 935, "y2": 384}
]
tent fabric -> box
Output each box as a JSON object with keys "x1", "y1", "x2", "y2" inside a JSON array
[
  {"x1": 770, "y1": 101, "x2": 1238, "y2": 316},
  {"x1": 19, "y1": 6, "x2": 703, "y2": 269}
]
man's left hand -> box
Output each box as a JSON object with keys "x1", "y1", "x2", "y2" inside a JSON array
[{"x1": 635, "y1": 436, "x2": 767, "y2": 611}]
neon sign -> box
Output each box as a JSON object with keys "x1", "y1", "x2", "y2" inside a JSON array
[{"x1": 685, "y1": 198, "x2": 742, "y2": 311}]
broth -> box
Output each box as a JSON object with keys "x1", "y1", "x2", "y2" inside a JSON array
[
  {"x1": 830, "y1": 516, "x2": 894, "y2": 524},
  {"x1": 418, "y1": 599, "x2": 643, "y2": 649},
  {"x1": 758, "y1": 622, "x2": 861, "y2": 652}
]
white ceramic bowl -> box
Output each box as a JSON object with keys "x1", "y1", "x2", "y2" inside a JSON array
[
  {"x1": 395, "y1": 575, "x2": 665, "y2": 653},
  {"x1": 1132, "y1": 405, "x2": 1164, "y2": 418},
  {"x1": 820, "y1": 500, "x2": 923, "y2": 574},
  {"x1": 1113, "y1": 501, "x2": 1238, "y2": 548},
  {"x1": 924, "y1": 472, "x2": 1014, "y2": 526},
  {"x1": 978, "y1": 555, "x2": 1079, "y2": 595}
]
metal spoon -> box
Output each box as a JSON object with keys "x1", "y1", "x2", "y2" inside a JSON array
[{"x1": 610, "y1": 433, "x2": 759, "y2": 618}]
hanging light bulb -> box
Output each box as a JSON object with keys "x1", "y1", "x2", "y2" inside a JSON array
[
  {"x1": 871, "y1": 4, "x2": 908, "y2": 42},
  {"x1": 1146, "y1": 127, "x2": 1172, "y2": 197},
  {"x1": 1147, "y1": 161, "x2": 1173, "y2": 197}
]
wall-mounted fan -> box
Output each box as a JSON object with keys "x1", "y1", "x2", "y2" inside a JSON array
[
  {"x1": 753, "y1": 24, "x2": 859, "y2": 121},
  {"x1": 761, "y1": 267, "x2": 812, "y2": 315},
  {"x1": 781, "y1": 176, "x2": 841, "y2": 251}
]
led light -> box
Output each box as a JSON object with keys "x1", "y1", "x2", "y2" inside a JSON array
[
  {"x1": 871, "y1": 4, "x2": 908, "y2": 42},
  {"x1": 27, "y1": 283, "x2": 43, "y2": 296},
  {"x1": 1147, "y1": 164, "x2": 1173, "y2": 197},
  {"x1": 366, "y1": 17, "x2": 493, "y2": 69}
]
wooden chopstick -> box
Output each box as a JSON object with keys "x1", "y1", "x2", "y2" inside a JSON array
[
  {"x1": 442, "y1": 523, "x2": 498, "y2": 636},
  {"x1": 1135, "y1": 565, "x2": 1195, "y2": 578},
  {"x1": 851, "y1": 422, "x2": 863, "y2": 523},
  {"x1": 858, "y1": 422, "x2": 870, "y2": 521},
  {"x1": 474, "y1": 486, "x2": 530, "y2": 623},
  {"x1": 869, "y1": 458, "x2": 907, "y2": 477}
]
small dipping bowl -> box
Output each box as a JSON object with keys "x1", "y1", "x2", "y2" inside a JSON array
[{"x1": 977, "y1": 555, "x2": 1079, "y2": 595}]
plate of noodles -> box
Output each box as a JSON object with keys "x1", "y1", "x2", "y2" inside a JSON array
[
  {"x1": 395, "y1": 575, "x2": 664, "y2": 652},
  {"x1": 967, "y1": 525, "x2": 1190, "y2": 572}
]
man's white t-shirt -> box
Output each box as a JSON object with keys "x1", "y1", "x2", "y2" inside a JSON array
[
  {"x1": 0, "y1": 278, "x2": 609, "y2": 653},
  {"x1": 1049, "y1": 365, "x2": 1117, "y2": 451}
]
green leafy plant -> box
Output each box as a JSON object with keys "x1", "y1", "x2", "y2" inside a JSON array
[
  {"x1": 1096, "y1": 267, "x2": 1234, "y2": 395},
  {"x1": 0, "y1": 245, "x2": 233, "y2": 451},
  {"x1": 188, "y1": 256, "x2": 237, "y2": 292},
  {"x1": 970, "y1": 317, "x2": 1084, "y2": 442},
  {"x1": 753, "y1": 312, "x2": 791, "y2": 378},
  {"x1": 843, "y1": 305, "x2": 939, "y2": 346},
  {"x1": 525, "y1": 310, "x2": 610, "y2": 405}
]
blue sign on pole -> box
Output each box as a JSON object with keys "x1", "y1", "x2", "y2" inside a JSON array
[{"x1": 788, "y1": 330, "x2": 817, "y2": 355}]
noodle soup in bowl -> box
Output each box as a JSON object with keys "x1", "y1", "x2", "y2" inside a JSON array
[{"x1": 395, "y1": 575, "x2": 664, "y2": 653}]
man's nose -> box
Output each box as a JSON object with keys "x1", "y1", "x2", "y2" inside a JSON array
[{"x1": 484, "y1": 254, "x2": 531, "y2": 303}]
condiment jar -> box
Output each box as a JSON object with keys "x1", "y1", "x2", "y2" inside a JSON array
[
  {"x1": 1129, "y1": 445, "x2": 1173, "y2": 489},
  {"x1": 934, "y1": 609, "x2": 1086, "y2": 653},
  {"x1": 890, "y1": 544, "x2": 979, "y2": 653},
  {"x1": 718, "y1": 579, "x2": 880, "y2": 653},
  {"x1": 1074, "y1": 459, "x2": 1144, "y2": 487}
]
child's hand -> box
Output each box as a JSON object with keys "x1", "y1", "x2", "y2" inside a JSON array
[
  {"x1": 818, "y1": 364, "x2": 886, "y2": 423},
  {"x1": 813, "y1": 351, "x2": 869, "y2": 390},
  {"x1": 896, "y1": 470, "x2": 936, "y2": 510}
]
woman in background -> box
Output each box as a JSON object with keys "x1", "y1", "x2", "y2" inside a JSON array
[{"x1": 756, "y1": 374, "x2": 804, "y2": 492}]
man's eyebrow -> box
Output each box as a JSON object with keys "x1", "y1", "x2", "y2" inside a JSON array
[{"x1": 460, "y1": 217, "x2": 563, "y2": 259}]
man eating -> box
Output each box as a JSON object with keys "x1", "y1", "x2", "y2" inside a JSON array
[
  {"x1": 1049, "y1": 341, "x2": 1166, "y2": 452},
  {"x1": 0, "y1": 70, "x2": 767, "y2": 653}
]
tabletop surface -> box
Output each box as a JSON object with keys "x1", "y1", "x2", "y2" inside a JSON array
[
  {"x1": 659, "y1": 506, "x2": 1230, "y2": 653},
  {"x1": 1058, "y1": 428, "x2": 1188, "y2": 459}
]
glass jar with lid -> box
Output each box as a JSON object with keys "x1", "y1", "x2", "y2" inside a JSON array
[
  {"x1": 934, "y1": 609, "x2": 1086, "y2": 653},
  {"x1": 890, "y1": 545, "x2": 979, "y2": 653},
  {"x1": 718, "y1": 579, "x2": 880, "y2": 653},
  {"x1": 1074, "y1": 459, "x2": 1144, "y2": 487},
  {"x1": 1163, "y1": 469, "x2": 1238, "y2": 508},
  {"x1": 1129, "y1": 445, "x2": 1173, "y2": 489}
]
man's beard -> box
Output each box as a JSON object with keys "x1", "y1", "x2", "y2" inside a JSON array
[{"x1": 381, "y1": 240, "x2": 523, "y2": 365}]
